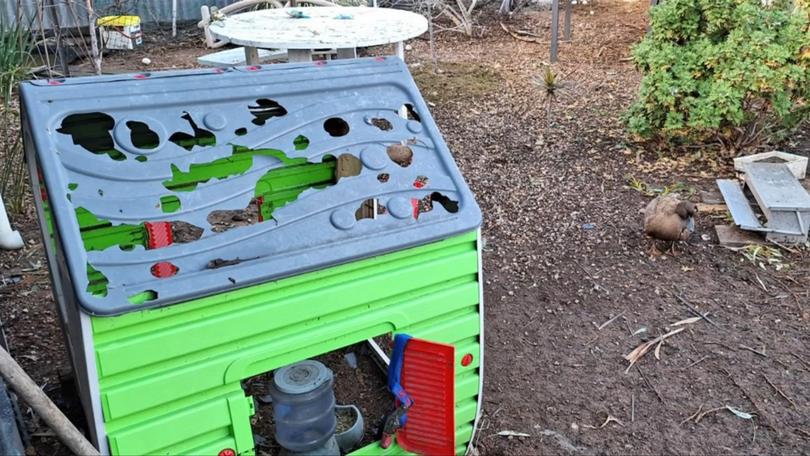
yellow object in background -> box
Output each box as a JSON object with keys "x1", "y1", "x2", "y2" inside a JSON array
[{"x1": 97, "y1": 15, "x2": 143, "y2": 50}]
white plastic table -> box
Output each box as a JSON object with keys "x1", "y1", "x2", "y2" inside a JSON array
[{"x1": 208, "y1": 7, "x2": 429, "y2": 64}]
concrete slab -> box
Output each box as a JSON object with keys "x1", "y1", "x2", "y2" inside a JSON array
[{"x1": 734, "y1": 151, "x2": 808, "y2": 179}]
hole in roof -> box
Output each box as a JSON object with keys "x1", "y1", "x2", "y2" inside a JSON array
[
  {"x1": 151, "y1": 262, "x2": 179, "y2": 278},
  {"x1": 430, "y1": 192, "x2": 459, "y2": 213},
  {"x1": 67, "y1": 183, "x2": 78, "y2": 191},
  {"x1": 135, "y1": 155, "x2": 148, "y2": 162},
  {"x1": 160, "y1": 195, "x2": 181, "y2": 213},
  {"x1": 249, "y1": 99, "x2": 287, "y2": 126},
  {"x1": 370, "y1": 117, "x2": 393, "y2": 131},
  {"x1": 294, "y1": 134, "x2": 310, "y2": 150},
  {"x1": 324, "y1": 117, "x2": 350, "y2": 137},
  {"x1": 208, "y1": 201, "x2": 261, "y2": 233},
  {"x1": 403, "y1": 104, "x2": 421, "y2": 122},
  {"x1": 204, "y1": 152, "x2": 360, "y2": 233},
  {"x1": 86, "y1": 263, "x2": 108, "y2": 297},
  {"x1": 163, "y1": 145, "x2": 293, "y2": 192},
  {"x1": 387, "y1": 144, "x2": 413, "y2": 167},
  {"x1": 206, "y1": 257, "x2": 252, "y2": 269},
  {"x1": 126, "y1": 121, "x2": 159, "y2": 149},
  {"x1": 169, "y1": 112, "x2": 216, "y2": 151},
  {"x1": 129, "y1": 290, "x2": 157, "y2": 304},
  {"x1": 234, "y1": 127, "x2": 248, "y2": 136},
  {"x1": 355, "y1": 198, "x2": 386, "y2": 221},
  {"x1": 377, "y1": 173, "x2": 390, "y2": 183},
  {"x1": 57, "y1": 112, "x2": 126, "y2": 161},
  {"x1": 335, "y1": 154, "x2": 362, "y2": 181},
  {"x1": 413, "y1": 175, "x2": 429, "y2": 189},
  {"x1": 76, "y1": 207, "x2": 203, "y2": 252},
  {"x1": 170, "y1": 221, "x2": 204, "y2": 243},
  {"x1": 413, "y1": 192, "x2": 459, "y2": 219}
]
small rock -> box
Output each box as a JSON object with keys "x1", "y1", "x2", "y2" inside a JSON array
[
  {"x1": 405, "y1": 44, "x2": 413, "y2": 51},
  {"x1": 344, "y1": 351, "x2": 358, "y2": 369},
  {"x1": 142, "y1": 57, "x2": 152, "y2": 65}
]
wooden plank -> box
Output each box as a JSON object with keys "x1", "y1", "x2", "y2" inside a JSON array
[
  {"x1": 697, "y1": 203, "x2": 727, "y2": 214},
  {"x1": 715, "y1": 225, "x2": 766, "y2": 247}
]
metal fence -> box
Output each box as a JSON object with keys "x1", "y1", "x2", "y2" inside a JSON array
[{"x1": 2, "y1": 0, "x2": 232, "y2": 29}]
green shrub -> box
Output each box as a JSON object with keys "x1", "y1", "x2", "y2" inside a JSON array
[{"x1": 626, "y1": 0, "x2": 810, "y2": 156}]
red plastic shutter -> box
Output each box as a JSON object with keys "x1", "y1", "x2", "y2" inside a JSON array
[
  {"x1": 144, "y1": 221, "x2": 173, "y2": 249},
  {"x1": 397, "y1": 338, "x2": 456, "y2": 455}
]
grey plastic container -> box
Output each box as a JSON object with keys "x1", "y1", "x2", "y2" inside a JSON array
[{"x1": 269, "y1": 361, "x2": 337, "y2": 453}]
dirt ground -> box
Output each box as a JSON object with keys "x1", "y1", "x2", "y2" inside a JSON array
[{"x1": 1, "y1": 1, "x2": 810, "y2": 455}]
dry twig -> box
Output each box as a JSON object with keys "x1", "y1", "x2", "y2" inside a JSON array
[
  {"x1": 597, "y1": 311, "x2": 625, "y2": 330},
  {"x1": 636, "y1": 365, "x2": 666, "y2": 405},
  {"x1": 695, "y1": 406, "x2": 725, "y2": 423},
  {"x1": 669, "y1": 288, "x2": 719, "y2": 328},
  {"x1": 685, "y1": 355, "x2": 710, "y2": 369},
  {"x1": 499, "y1": 22, "x2": 547, "y2": 44},
  {"x1": 680, "y1": 403, "x2": 704, "y2": 425},
  {"x1": 763, "y1": 374, "x2": 797, "y2": 409},
  {"x1": 739, "y1": 345, "x2": 767, "y2": 358}
]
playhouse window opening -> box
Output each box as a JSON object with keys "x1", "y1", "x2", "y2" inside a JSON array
[
  {"x1": 324, "y1": 117, "x2": 350, "y2": 137},
  {"x1": 126, "y1": 120, "x2": 159, "y2": 149},
  {"x1": 169, "y1": 112, "x2": 217, "y2": 151},
  {"x1": 355, "y1": 198, "x2": 386, "y2": 221},
  {"x1": 57, "y1": 112, "x2": 126, "y2": 161},
  {"x1": 243, "y1": 341, "x2": 392, "y2": 455},
  {"x1": 249, "y1": 99, "x2": 288, "y2": 126},
  {"x1": 402, "y1": 104, "x2": 420, "y2": 122}
]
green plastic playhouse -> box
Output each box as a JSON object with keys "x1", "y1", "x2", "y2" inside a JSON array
[{"x1": 21, "y1": 58, "x2": 483, "y2": 455}]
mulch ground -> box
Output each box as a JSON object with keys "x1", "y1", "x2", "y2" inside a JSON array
[{"x1": 1, "y1": 1, "x2": 809, "y2": 455}]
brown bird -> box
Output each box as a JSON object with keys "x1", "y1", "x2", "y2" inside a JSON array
[{"x1": 643, "y1": 196, "x2": 697, "y2": 255}]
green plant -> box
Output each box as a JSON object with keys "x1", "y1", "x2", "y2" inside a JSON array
[
  {"x1": 534, "y1": 66, "x2": 569, "y2": 128},
  {"x1": 625, "y1": 0, "x2": 810, "y2": 156},
  {"x1": 740, "y1": 244, "x2": 786, "y2": 270},
  {"x1": 0, "y1": 12, "x2": 32, "y2": 105},
  {"x1": 0, "y1": 12, "x2": 33, "y2": 214}
]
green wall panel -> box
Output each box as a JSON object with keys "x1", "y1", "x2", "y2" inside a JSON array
[{"x1": 91, "y1": 232, "x2": 482, "y2": 455}]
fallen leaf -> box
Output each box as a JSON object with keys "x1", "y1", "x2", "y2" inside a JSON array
[{"x1": 726, "y1": 406, "x2": 755, "y2": 420}]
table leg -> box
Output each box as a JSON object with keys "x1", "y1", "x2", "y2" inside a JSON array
[
  {"x1": 336, "y1": 48, "x2": 357, "y2": 59},
  {"x1": 288, "y1": 49, "x2": 313, "y2": 63},
  {"x1": 395, "y1": 41, "x2": 405, "y2": 61},
  {"x1": 244, "y1": 47, "x2": 260, "y2": 65}
]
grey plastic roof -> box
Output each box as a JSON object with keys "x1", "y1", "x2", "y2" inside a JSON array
[{"x1": 21, "y1": 57, "x2": 481, "y2": 315}]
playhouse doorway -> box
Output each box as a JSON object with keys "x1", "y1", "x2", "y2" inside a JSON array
[{"x1": 243, "y1": 341, "x2": 392, "y2": 455}]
